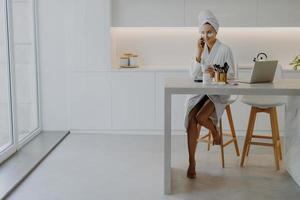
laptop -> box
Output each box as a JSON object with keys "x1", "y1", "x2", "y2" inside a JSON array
[{"x1": 239, "y1": 60, "x2": 278, "y2": 84}]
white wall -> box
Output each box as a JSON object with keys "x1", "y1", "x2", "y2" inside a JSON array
[
  {"x1": 111, "y1": 27, "x2": 300, "y2": 69},
  {"x1": 37, "y1": 0, "x2": 69, "y2": 130}
]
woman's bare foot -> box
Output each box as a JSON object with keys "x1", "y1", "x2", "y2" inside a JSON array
[{"x1": 187, "y1": 162, "x2": 196, "y2": 179}]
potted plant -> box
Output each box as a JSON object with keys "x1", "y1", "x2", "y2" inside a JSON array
[{"x1": 290, "y1": 55, "x2": 300, "y2": 70}]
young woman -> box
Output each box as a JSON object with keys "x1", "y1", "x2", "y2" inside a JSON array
[{"x1": 184, "y1": 10, "x2": 236, "y2": 179}]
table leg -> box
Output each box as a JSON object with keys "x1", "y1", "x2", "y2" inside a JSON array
[
  {"x1": 285, "y1": 96, "x2": 300, "y2": 186},
  {"x1": 164, "y1": 90, "x2": 172, "y2": 194}
]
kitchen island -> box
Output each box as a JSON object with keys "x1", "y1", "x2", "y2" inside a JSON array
[{"x1": 164, "y1": 78, "x2": 300, "y2": 194}]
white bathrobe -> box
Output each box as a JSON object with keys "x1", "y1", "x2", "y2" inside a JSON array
[{"x1": 184, "y1": 39, "x2": 235, "y2": 130}]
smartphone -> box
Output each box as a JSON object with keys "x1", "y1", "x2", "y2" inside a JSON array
[
  {"x1": 200, "y1": 37, "x2": 205, "y2": 48},
  {"x1": 194, "y1": 79, "x2": 203, "y2": 83}
]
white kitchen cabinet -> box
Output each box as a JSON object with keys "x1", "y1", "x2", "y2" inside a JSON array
[
  {"x1": 111, "y1": 0, "x2": 300, "y2": 27},
  {"x1": 283, "y1": 70, "x2": 300, "y2": 79},
  {"x1": 156, "y1": 72, "x2": 190, "y2": 130},
  {"x1": 69, "y1": 72, "x2": 112, "y2": 130},
  {"x1": 111, "y1": 72, "x2": 156, "y2": 129},
  {"x1": 65, "y1": 0, "x2": 111, "y2": 71},
  {"x1": 257, "y1": 0, "x2": 300, "y2": 27},
  {"x1": 111, "y1": 0, "x2": 185, "y2": 27},
  {"x1": 184, "y1": 0, "x2": 257, "y2": 27}
]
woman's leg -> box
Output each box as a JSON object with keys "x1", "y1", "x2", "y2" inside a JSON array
[
  {"x1": 196, "y1": 100, "x2": 221, "y2": 145},
  {"x1": 186, "y1": 107, "x2": 201, "y2": 178}
]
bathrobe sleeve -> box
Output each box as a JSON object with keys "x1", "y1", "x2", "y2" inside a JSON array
[
  {"x1": 225, "y1": 47, "x2": 236, "y2": 80},
  {"x1": 190, "y1": 58, "x2": 203, "y2": 80}
]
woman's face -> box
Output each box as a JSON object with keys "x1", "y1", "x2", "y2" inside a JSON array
[{"x1": 200, "y1": 24, "x2": 217, "y2": 44}]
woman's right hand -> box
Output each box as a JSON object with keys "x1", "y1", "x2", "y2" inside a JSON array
[{"x1": 196, "y1": 37, "x2": 205, "y2": 61}]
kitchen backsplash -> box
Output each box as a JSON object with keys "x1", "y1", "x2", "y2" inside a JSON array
[{"x1": 111, "y1": 27, "x2": 300, "y2": 69}]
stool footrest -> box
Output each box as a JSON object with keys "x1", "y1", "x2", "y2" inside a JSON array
[
  {"x1": 252, "y1": 134, "x2": 273, "y2": 139},
  {"x1": 223, "y1": 132, "x2": 234, "y2": 137},
  {"x1": 223, "y1": 139, "x2": 235, "y2": 147},
  {"x1": 197, "y1": 139, "x2": 213, "y2": 144},
  {"x1": 199, "y1": 134, "x2": 210, "y2": 140},
  {"x1": 250, "y1": 141, "x2": 273, "y2": 147}
]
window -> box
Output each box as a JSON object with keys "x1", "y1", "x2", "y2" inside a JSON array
[{"x1": 0, "y1": 0, "x2": 41, "y2": 163}]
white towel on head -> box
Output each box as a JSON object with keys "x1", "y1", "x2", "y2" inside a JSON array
[{"x1": 198, "y1": 10, "x2": 219, "y2": 33}]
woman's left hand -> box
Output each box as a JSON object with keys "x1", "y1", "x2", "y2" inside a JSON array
[{"x1": 206, "y1": 65, "x2": 215, "y2": 77}]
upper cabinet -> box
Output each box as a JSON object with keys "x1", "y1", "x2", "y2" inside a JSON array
[
  {"x1": 65, "y1": 0, "x2": 111, "y2": 71},
  {"x1": 111, "y1": 0, "x2": 300, "y2": 27},
  {"x1": 257, "y1": 0, "x2": 300, "y2": 27},
  {"x1": 184, "y1": 0, "x2": 257, "y2": 27},
  {"x1": 111, "y1": 0, "x2": 185, "y2": 27}
]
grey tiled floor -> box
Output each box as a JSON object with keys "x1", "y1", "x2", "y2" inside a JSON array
[{"x1": 6, "y1": 134, "x2": 300, "y2": 200}]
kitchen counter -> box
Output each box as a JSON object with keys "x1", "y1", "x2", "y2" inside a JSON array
[
  {"x1": 164, "y1": 77, "x2": 300, "y2": 194},
  {"x1": 165, "y1": 78, "x2": 300, "y2": 95},
  {"x1": 112, "y1": 65, "x2": 188, "y2": 72},
  {"x1": 112, "y1": 65, "x2": 300, "y2": 73}
]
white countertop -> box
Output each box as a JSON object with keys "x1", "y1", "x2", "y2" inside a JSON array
[
  {"x1": 111, "y1": 65, "x2": 187, "y2": 72},
  {"x1": 165, "y1": 78, "x2": 300, "y2": 96},
  {"x1": 112, "y1": 65, "x2": 300, "y2": 73}
]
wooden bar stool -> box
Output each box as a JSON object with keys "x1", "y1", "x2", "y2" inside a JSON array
[
  {"x1": 240, "y1": 95, "x2": 285, "y2": 170},
  {"x1": 197, "y1": 100, "x2": 240, "y2": 168}
]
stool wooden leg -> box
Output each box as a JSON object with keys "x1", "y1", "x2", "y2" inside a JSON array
[
  {"x1": 219, "y1": 119, "x2": 225, "y2": 168},
  {"x1": 246, "y1": 144, "x2": 250, "y2": 156},
  {"x1": 207, "y1": 131, "x2": 211, "y2": 151},
  {"x1": 226, "y1": 105, "x2": 240, "y2": 156},
  {"x1": 273, "y1": 108, "x2": 283, "y2": 160},
  {"x1": 241, "y1": 107, "x2": 257, "y2": 167},
  {"x1": 270, "y1": 108, "x2": 280, "y2": 170},
  {"x1": 246, "y1": 136, "x2": 252, "y2": 156}
]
